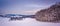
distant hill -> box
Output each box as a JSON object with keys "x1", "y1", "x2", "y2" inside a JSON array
[
  {"x1": 35, "y1": 2, "x2": 60, "y2": 23},
  {"x1": 0, "y1": 14, "x2": 35, "y2": 18}
]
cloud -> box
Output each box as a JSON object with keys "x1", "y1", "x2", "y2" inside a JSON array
[{"x1": 0, "y1": 8, "x2": 40, "y2": 15}]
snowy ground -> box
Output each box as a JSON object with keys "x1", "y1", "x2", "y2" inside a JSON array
[{"x1": 0, "y1": 17, "x2": 60, "y2": 26}]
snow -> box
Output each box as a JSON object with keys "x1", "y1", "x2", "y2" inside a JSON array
[{"x1": 0, "y1": 17, "x2": 60, "y2": 26}]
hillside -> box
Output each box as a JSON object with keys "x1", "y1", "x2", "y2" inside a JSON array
[{"x1": 35, "y1": 2, "x2": 60, "y2": 23}]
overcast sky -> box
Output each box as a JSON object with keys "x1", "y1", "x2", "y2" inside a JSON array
[{"x1": 0, "y1": 0, "x2": 60, "y2": 15}]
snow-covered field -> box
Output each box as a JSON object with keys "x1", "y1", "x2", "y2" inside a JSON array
[{"x1": 0, "y1": 17, "x2": 60, "y2": 26}]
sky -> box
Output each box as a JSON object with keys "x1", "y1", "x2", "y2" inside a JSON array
[{"x1": 0, "y1": 0, "x2": 60, "y2": 15}]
